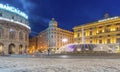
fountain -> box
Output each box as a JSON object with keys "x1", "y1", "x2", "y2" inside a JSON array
[
  {"x1": 56, "y1": 27, "x2": 114, "y2": 54},
  {"x1": 55, "y1": 43, "x2": 114, "y2": 53}
]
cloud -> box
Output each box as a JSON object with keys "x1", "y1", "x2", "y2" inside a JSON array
[
  {"x1": 18, "y1": 0, "x2": 35, "y2": 14},
  {"x1": 30, "y1": 15, "x2": 50, "y2": 25},
  {"x1": 39, "y1": 17, "x2": 50, "y2": 24},
  {"x1": 18, "y1": 0, "x2": 50, "y2": 24}
]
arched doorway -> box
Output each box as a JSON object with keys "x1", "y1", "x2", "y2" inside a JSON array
[
  {"x1": 0, "y1": 43, "x2": 3, "y2": 54},
  {"x1": 8, "y1": 44, "x2": 15, "y2": 54},
  {"x1": 19, "y1": 45, "x2": 23, "y2": 54}
]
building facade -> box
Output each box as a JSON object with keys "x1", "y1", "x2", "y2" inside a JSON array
[
  {"x1": 37, "y1": 18, "x2": 73, "y2": 53},
  {"x1": 73, "y1": 14, "x2": 120, "y2": 48},
  {"x1": 28, "y1": 36, "x2": 38, "y2": 54},
  {"x1": 0, "y1": 4, "x2": 30, "y2": 55}
]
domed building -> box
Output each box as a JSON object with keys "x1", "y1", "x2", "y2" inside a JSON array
[
  {"x1": 37, "y1": 18, "x2": 73, "y2": 53},
  {"x1": 0, "y1": 4, "x2": 30, "y2": 55},
  {"x1": 49, "y1": 18, "x2": 58, "y2": 27}
]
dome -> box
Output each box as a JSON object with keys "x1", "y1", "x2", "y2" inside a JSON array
[{"x1": 49, "y1": 18, "x2": 58, "y2": 27}]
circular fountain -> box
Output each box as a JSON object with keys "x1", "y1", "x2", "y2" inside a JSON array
[{"x1": 56, "y1": 43, "x2": 114, "y2": 53}]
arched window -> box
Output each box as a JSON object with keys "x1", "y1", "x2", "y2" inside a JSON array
[
  {"x1": 0, "y1": 28, "x2": 4, "y2": 39},
  {"x1": 0, "y1": 13, "x2": 2, "y2": 17},
  {"x1": 19, "y1": 31, "x2": 23, "y2": 40},
  {"x1": 9, "y1": 28, "x2": 15, "y2": 39},
  {"x1": 12, "y1": 16, "x2": 14, "y2": 20},
  {"x1": 25, "y1": 34, "x2": 27, "y2": 41}
]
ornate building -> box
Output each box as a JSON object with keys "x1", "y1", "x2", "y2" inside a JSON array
[
  {"x1": 28, "y1": 36, "x2": 37, "y2": 54},
  {"x1": 0, "y1": 4, "x2": 30, "y2": 55},
  {"x1": 73, "y1": 14, "x2": 120, "y2": 48},
  {"x1": 36, "y1": 18, "x2": 73, "y2": 53}
]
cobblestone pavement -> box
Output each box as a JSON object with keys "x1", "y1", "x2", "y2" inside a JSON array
[{"x1": 0, "y1": 56, "x2": 120, "y2": 72}]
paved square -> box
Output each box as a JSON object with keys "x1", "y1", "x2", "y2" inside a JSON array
[{"x1": 0, "y1": 56, "x2": 120, "y2": 72}]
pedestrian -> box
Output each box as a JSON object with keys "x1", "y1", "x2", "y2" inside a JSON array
[{"x1": 48, "y1": 48, "x2": 50, "y2": 56}]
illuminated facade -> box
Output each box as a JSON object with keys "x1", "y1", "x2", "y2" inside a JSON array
[
  {"x1": 37, "y1": 18, "x2": 73, "y2": 53},
  {"x1": 0, "y1": 4, "x2": 30, "y2": 55},
  {"x1": 73, "y1": 14, "x2": 120, "y2": 49},
  {"x1": 28, "y1": 36, "x2": 37, "y2": 54}
]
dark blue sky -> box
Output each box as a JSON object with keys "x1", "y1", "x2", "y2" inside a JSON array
[{"x1": 1, "y1": 0, "x2": 120, "y2": 36}]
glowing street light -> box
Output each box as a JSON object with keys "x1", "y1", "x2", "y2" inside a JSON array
[
  {"x1": 62, "y1": 38, "x2": 68, "y2": 43},
  {"x1": 77, "y1": 48, "x2": 81, "y2": 51}
]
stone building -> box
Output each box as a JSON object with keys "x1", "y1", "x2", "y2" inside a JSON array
[
  {"x1": 37, "y1": 18, "x2": 73, "y2": 53},
  {"x1": 73, "y1": 13, "x2": 120, "y2": 49},
  {"x1": 0, "y1": 4, "x2": 30, "y2": 55}
]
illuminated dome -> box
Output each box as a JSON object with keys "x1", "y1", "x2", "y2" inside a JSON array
[
  {"x1": 49, "y1": 18, "x2": 58, "y2": 27},
  {"x1": 0, "y1": 4, "x2": 30, "y2": 55}
]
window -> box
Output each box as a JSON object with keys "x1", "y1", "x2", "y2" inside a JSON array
[
  {"x1": 25, "y1": 34, "x2": 27, "y2": 41},
  {"x1": 90, "y1": 31, "x2": 92, "y2": 35},
  {"x1": 116, "y1": 27, "x2": 120, "y2": 31},
  {"x1": 117, "y1": 38, "x2": 120, "y2": 43},
  {"x1": 77, "y1": 33, "x2": 80, "y2": 37},
  {"x1": 89, "y1": 28, "x2": 92, "y2": 30},
  {"x1": 99, "y1": 40, "x2": 102, "y2": 43},
  {"x1": 84, "y1": 32, "x2": 86, "y2": 36},
  {"x1": 105, "y1": 28, "x2": 110, "y2": 32},
  {"x1": 20, "y1": 19, "x2": 22, "y2": 22},
  {"x1": 90, "y1": 41, "x2": 92, "y2": 43},
  {"x1": 99, "y1": 36, "x2": 102, "y2": 38},
  {"x1": 0, "y1": 28, "x2": 3, "y2": 38},
  {"x1": 99, "y1": 30, "x2": 102, "y2": 33},
  {"x1": 19, "y1": 31, "x2": 23, "y2": 40},
  {"x1": 0, "y1": 13, "x2": 2, "y2": 17},
  {"x1": 116, "y1": 34, "x2": 120, "y2": 36},
  {"x1": 107, "y1": 39, "x2": 110, "y2": 43},
  {"x1": 77, "y1": 30, "x2": 81, "y2": 32},
  {"x1": 12, "y1": 16, "x2": 14, "y2": 19},
  {"x1": 108, "y1": 35, "x2": 110, "y2": 37},
  {"x1": 9, "y1": 28, "x2": 15, "y2": 39},
  {"x1": 106, "y1": 25, "x2": 111, "y2": 27},
  {"x1": 99, "y1": 26, "x2": 102, "y2": 28},
  {"x1": 51, "y1": 35, "x2": 53, "y2": 38},
  {"x1": 0, "y1": 30, "x2": 2, "y2": 38},
  {"x1": 116, "y1": 23, "x2": 120, "y2": 25}
]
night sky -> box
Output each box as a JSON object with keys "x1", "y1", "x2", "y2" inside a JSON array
[{"x1": 0, "y1": 0, "x2": 120, "y2": 37}]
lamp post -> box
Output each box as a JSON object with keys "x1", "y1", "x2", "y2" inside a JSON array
[
  {"x1": 48, "y1": 48, "x2": 50, "y2": 56},
  {"x1": 62, "y1": 38, "x2": 68, "y2": 53},
  {"x1": 62, "y1": 38, "x2": 68, "y2": 45}
]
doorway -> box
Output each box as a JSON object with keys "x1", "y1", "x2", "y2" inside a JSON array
[{"x1": 8, "y1": 44, "x2": 15, "y2": 54}]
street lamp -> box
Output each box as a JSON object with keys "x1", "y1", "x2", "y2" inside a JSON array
[
  {"x1": 62, "y1": 38, "x2": 68, "y2": 43},
  {"x1": 62, "y1": 38, "x2": 68, "y2": 53}
]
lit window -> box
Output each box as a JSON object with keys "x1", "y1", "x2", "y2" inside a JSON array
[{"x1": 10, "y1": 28, "x2": 14, "y2": 32}]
